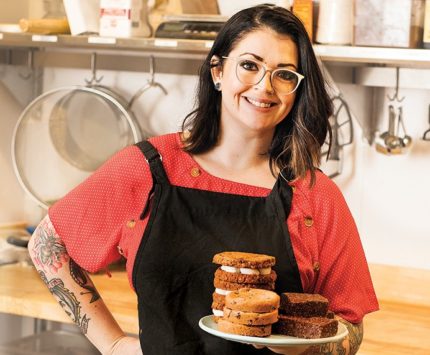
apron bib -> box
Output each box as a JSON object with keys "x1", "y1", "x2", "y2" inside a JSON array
[{"x1": 132, "y1": 141, "x2": 303, "y2": 354}]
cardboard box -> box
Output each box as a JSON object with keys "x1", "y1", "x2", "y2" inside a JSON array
[
  {"x1": 423, "y1": 0, "x2": 430, "y2": 48},
  {"x1": 180, "y1": 0, "x2": 219, "y2": 14},
  {"x1": 293, "y1": 0, "x2": 313, "y2": 41},
  {"x1": 99, "y1": 0, "x2": 152, "y2": 37}
]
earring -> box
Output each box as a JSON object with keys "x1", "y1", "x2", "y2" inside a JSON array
[{"x1": 214, "y1": 82, "x2": 221, "y2": 91}]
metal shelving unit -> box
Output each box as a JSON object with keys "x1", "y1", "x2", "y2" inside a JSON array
[{"x1": 1, "y1": 32, "x2": 430, "y2": 67}]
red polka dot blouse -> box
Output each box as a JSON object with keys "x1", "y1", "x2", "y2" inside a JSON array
[{"x1": 49, "y1": 133, "x2": 379, "y2": 323}]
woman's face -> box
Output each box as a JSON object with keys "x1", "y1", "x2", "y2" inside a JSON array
[{"x1": 214, "y1": 28, "x2": 300, "y2": 136}]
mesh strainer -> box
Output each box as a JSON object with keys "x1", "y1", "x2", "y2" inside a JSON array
[{"x1": 12, "y1": 85, "x2": 141, "y2": 209}]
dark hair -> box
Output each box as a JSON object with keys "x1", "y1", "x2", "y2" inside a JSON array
[{"x1": 182, "y1": 4, "x2": 332, "y2": 185}]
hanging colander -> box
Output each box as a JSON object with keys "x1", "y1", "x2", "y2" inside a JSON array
[{"x1": 11, "y1": 85, "x2": 142, "y2": 209}]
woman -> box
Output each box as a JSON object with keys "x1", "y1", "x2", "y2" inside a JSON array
[{"x1": 28, "y1": 5, "x2": 378, "y2": 355}]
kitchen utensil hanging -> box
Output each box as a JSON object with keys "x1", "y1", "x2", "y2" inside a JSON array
[
  {"x1": 375, "y1": 105, "x2": 412, "y2": 155},
  {"x1": 422, "y1": 104, "x2": 430, "y2": 141},
  {"x1": 317, "y1": 53, "x2": 355, "y2": 179},
  {"x1": 320, "y1": 95, "x2": 354, "y2": 178},
  {"x1": 375, "y1": 68, "x2": 412, "y2": 155},
  {"x1": 11, "y1": 53, "x2": 152, "y2": 209}
]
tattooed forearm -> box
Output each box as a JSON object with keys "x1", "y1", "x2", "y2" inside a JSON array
[
  {"x1": 307, "y1": 342, "x2": 336, "y2": 355},
  {"x1": 335, "y1": 341, "x2": 347, "y2": 355},
  {"x1": 340, "y1": 320, "x2": 363, "y2": 355},
  {"x1": 38, "y1": 270, "x2": 90, "y2": 334},
  {"x1": 300, "y1": 320, "x2": 363, "y2": 355},
  {"x1": 69, "y1": 259, "x2": 100, "y2": 303},
  {"x1": 31, "y1": 222, "x2": 68, "y2": 273}
]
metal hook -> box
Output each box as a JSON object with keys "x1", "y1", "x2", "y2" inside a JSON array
[
  {"x1": 148, "y1": 55, "x2": 155, "y2": 85},
  {"x1": 127, "y1": 55, "x2": 168, "y2": 110},
  {"x1": 387, "y1": 67, "x2": 405, "y2": 102},
  {"x1": 423, "y1": 104, "x2": 430, "y2": 141},
  {"x1": 147, "y1": 56, "x2": 167, "y2": 94},
  {"x1": 85, "y1": 52, "x2": 103, "y2": 85},
  {"x1": 18, "y1": 50, "x2": 34, "y2": 80}
]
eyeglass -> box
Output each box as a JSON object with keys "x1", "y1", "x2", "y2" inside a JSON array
[{"x1": 222, "y1": 56, "x2": 304, "y2": 95}]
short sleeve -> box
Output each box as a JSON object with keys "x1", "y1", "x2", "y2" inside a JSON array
[
  {"x1": 48, "y1": 145, "x2": 152, "y2": 273},
  {"x1": 310, "y1": 174, "x2": 379, "y2": 323}
]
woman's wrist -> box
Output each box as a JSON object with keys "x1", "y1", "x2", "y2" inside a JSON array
[{"x1": 103, "y1": 334, "x2": 126, "y2": 355}]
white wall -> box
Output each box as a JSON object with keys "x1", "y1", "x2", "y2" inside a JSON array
[{"x1": 334, "y1": 83, "x2": 430, "y2": 270}]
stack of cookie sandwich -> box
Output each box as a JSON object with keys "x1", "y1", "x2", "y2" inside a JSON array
[
  {"x1": 211, "y1": 251, "x2": 277, "y2": 320},
  {"x1": 274, "y1": 292, "x2": 338, "y2": 339},
  {"x1": 218, "y1": 288, "x2": 280, "y2": 337}
]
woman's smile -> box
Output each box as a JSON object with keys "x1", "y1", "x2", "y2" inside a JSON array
[{"x1": 244, "y1": 96, "x2": 278, "y2": 109}]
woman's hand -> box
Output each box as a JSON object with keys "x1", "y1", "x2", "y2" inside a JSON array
[{"x1": 108, "y1": 336, "x2": 142, "y2": 355}]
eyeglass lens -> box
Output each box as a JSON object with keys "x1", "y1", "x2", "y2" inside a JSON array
[{"x1": 236, "y1": 59, "x2": 300, "y2": 94}]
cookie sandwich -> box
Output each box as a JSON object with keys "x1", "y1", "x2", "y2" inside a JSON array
[
  {"x1": 211, "y1": 251, "x2": 277, "y2": 320},
  {"x1": 218, "y1": 288, "x2": 280, "y2": 337}
]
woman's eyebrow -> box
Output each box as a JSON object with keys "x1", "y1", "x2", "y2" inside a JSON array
[
  {"x1": 239, "y1": 52, "x2": 264, "y2": 61},
  {"x1": 278, "y1": 63, "x2": 298, "y2": 70},
  {"x1": 238, "y1": 52, "x2": 297, "y2": 70}
]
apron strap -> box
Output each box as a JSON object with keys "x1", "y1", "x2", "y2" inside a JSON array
[
  {"x1": 136, "y1": 140, "x2": 169, "y2": 185},
  {"x1": 136, "y1": 140, "x2": 169, "y2": 220},
  {"x1": 269, "y1": 167, "x2": 294, "y2": 218},
  {"x1": 269, "y1": 168, "x2": 303, "y2": 293}
]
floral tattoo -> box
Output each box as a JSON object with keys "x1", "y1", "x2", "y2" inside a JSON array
[{"x1": 31, "y1": 222, "x2": 68, "y2": 273}]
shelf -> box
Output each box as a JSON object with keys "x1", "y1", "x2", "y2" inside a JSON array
[
  {"x1": 0, "y1": 32, "x2": 211, "y2": 59},
  {"x1": 314, "y1": 44, "x2": 430, "y2": 67},
  {"x1": 1, "y1": 32, "x2": 430, "y2": 67}
]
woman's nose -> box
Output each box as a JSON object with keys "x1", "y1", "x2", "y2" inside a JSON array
[{"x1": 255, "y1": 71, "x2": 275, "y2": 94}]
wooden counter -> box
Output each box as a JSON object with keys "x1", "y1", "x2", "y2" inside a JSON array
[
  {"x1": 360, "y1": 264, "x2": 430, "y2": 355},
  {"x1": 0, "y1": 263, "x2": 138, "y2": 334},
  {"x1": 1, "y1": 263, "x2": 430, "y2": 353}
]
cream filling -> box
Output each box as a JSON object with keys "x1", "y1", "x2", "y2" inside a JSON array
[
  {"x1": 221, "y1": 265, "x2": 238, "y2": 273},
  {"x1": 212, "y1": 309, "x2": 224, "y2": 317},
  {"x1": 215, "y1": 288, "x2": 232, "y2": 295},
  {"x1": 220, "y1": 265, "x2": 271, "y2": 275}
]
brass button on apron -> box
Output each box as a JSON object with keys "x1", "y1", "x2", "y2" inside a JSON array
[
  {"x1": 190, "y1": 167, "x2": 201, "y2": 177},
  {"x1": 313, "y1": 261, "x2": 320, "y2": 272},
  {"x1": 291, "y1": 185, "x2": 296, "y2": 192},
  {"x1": 304, "y1": 216, "x2": 313, "y2": 227},
  {"x1": 126, "y1": 219, "x2": 136, "y2": 228}
]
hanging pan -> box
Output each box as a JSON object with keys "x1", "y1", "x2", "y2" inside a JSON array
[{"x1": 12, "y1": 84, "x2": 142, "y2": 210}]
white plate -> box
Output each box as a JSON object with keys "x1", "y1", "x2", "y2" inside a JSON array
[{"x1": 199, "y1": 315, "x2": 348, "y2": 346}]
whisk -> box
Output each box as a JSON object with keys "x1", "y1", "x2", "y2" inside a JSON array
[{"x1": 423, "y1": 104, "x2": 430, "y2": 141}]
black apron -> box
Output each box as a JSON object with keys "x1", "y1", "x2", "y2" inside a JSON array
[{"x1": 132, "y1": 141, "x2": 303, "y2": 355}]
